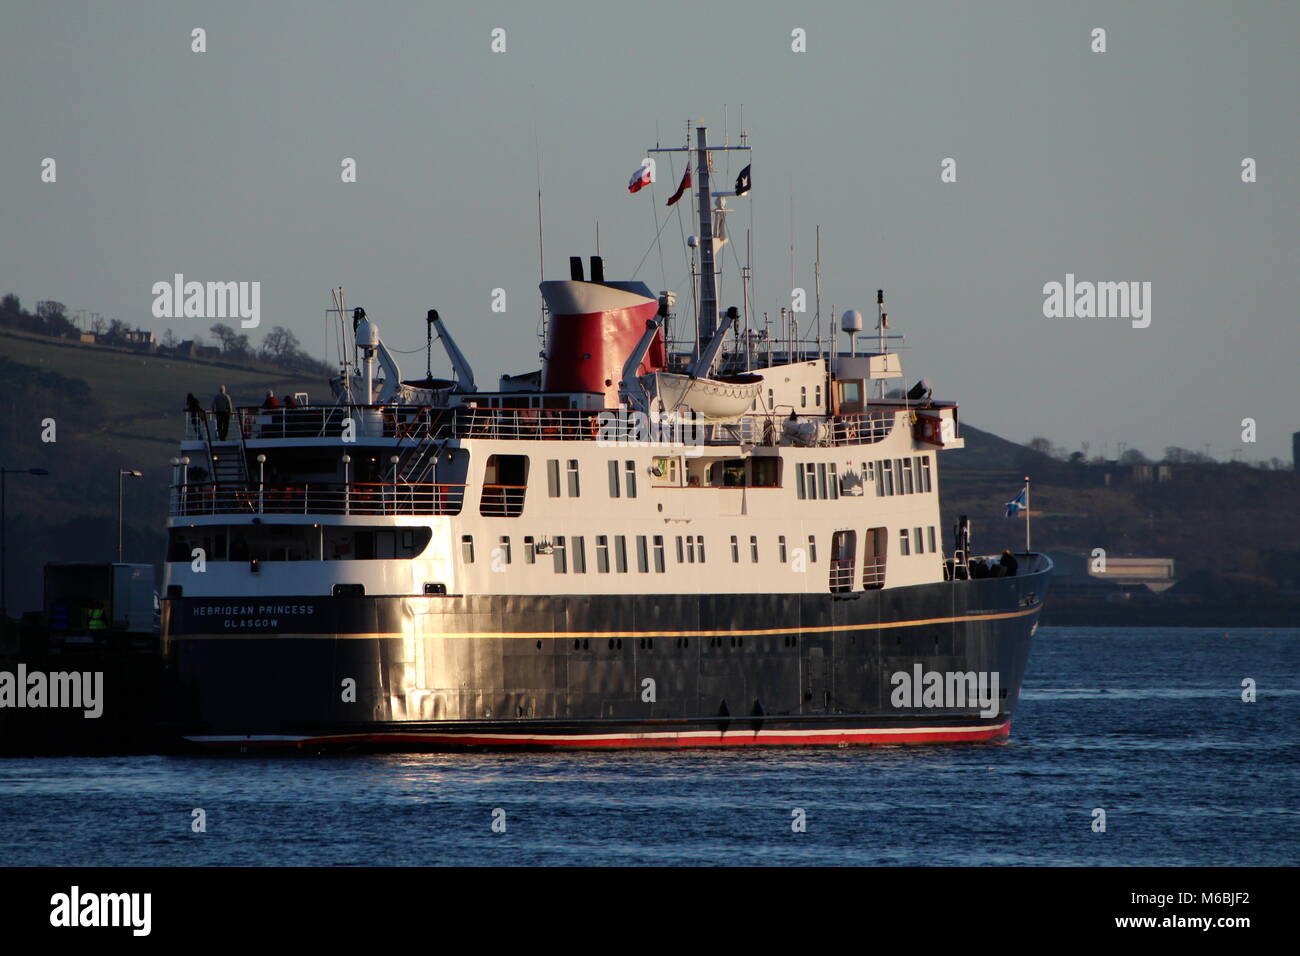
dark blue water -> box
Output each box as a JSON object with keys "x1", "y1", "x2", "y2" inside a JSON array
[{"x1": 1, "y1": 628, "x2": 1296, "y2": 866}]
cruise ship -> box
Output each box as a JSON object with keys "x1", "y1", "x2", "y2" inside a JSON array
[{"x1": 162, "y1": 124, "x2": 1052, "y2": 750}]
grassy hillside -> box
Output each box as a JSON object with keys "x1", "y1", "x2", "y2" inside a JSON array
[{"x1": 2, "y1": 329, "x2": 327, "y2": 616}]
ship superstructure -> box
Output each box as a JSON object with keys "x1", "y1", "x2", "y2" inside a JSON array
[{"x1": 163, "y1": 123, "x2": 1050, "y2": 749}]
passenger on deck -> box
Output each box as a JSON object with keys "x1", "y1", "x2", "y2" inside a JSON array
[
  {"x1": 262, "y1": 390, "x2": 280, "y2": 408},
  {"x1": 282, "y1": 394, "x2": 298, "y2": 408},
  {"x1": 999, "y1": 550, "x2": 1019, "y2": 577},
  {"x1": 212, "y1": 385, "x2": 233, "y2": 440},
  {"x1": 185, "y1": 393, "x2": 203, "y2": 430}
]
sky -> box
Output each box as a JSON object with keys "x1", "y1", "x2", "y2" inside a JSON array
[{"x1": 2, "y1": 0, "x2": 1297, "y2": 462}]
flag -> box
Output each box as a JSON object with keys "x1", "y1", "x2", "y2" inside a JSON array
[
  {"x1": 628, "y1": 160, "x2": 654, "y2": 194},
  {"x1": 666, "y1": 166, "x2": 691, "y2": 206},
  {"x1": 1005, "y1": 487, "x2": 1027, "y2": 518},
  {"x1": 734, "y1": 164, "x2": 751, "y2": 195}
]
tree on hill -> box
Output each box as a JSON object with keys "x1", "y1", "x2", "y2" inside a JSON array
[
  {"x1": 259, "y1": 326, "x2": 300, "y2": 363},
  {"x1": 1164, "y1": 446, "x2": 1213, "y2": 464},
  {"x1": 1119, "y1": 448, "x2": 1150, "y2": 465}
]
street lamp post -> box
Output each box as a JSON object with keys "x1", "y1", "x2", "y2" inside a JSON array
[
  {"x1": 118, "y1": 469, "x2": 143, "y2": 563},
  {"x1": 1, "y1": 467, "x2": 50, "y2": 625}
]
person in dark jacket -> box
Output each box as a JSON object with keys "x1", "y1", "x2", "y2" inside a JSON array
[
  {"x1": 999, "y1": 550, "x2": 1019, "y2": 577},
  {"x1": 185, "y1": 393, "x2": 203, "y2": 432},
  {"x1": 282, "y1": 393, "x2": 298, "y2": 408},
  {"x1": 212, "y1": 385, "x2": 233, "y2": 440}
]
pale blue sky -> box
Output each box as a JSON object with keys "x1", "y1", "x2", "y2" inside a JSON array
[{"x1": 3, "y1": 0, "x2": 1297, "y2": 461}]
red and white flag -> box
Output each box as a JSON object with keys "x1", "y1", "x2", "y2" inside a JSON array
[
  {"x1": 666, "y1": 166, "x2": 691, "y2": 206},
  {"x1": 627, "y1": 160, "x2": 654, "y2": 194}
]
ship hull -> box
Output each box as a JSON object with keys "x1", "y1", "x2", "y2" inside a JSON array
[{"x1": 164, "y1": 565, "x2": 1048, "y2": 751}]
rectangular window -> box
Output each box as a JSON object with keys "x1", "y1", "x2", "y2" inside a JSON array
[
  {"x1": 817, "y1": 462, "x2": 828, "y2": 500},
  {"x1": 882, "y1": 460, "x2": 895, "y2": 496},
  {"x1": 498, "y1": 536, "x2": 511, "y2": 565},
  {"x1": 796, "y1": 463, "x2": 807, "y2": 499},
  {"x1": 829, "y1": 463, "x2": 839, "y2": 500},
  {"x1": 607, "y1": 460, "x2": 620, "y2": 497},
  {"x1": 524, "y1": 535, "x2": 536, "y2": 564},
  {"x1": 615, "y1": 535, "x2": 628, "y2": 573},
  {"x1": 927, "y1": 526, "x2": 937, "y2": 553},
  {"x1": 730, "y1": 535, "x2": 740, "y2": 563},
  {"x1": 695, "y1": 535, "x2": 706, "y2": 563},
  {"x1": 596, "y1": 535, "x2": 610, "y2": 573},
  {"x1": 625, "y1": 461, "x2": 638, "y2": 498},
  {"x1": 461, "y1": 535, "x2": 475, "y2": 563},
  {"x1": 572, "y1": 535, "x2": 587, "y2": 573},
  {"x1": 686, "y1": 536, "x2": 695, "y2": 563},
  {"x1": 800, "y1": 385, "x2": 807, "y2": 408},
  {"x1": 653, "y1": 535, "x2": 665, "y2": 573},
  {"x1": 900, "y1": 528, "x2": 911, "y2": 556},
  {"x1": 546, "y1": 459, "x2": 560, "y2": 497},
  {"x1": 915, "y1": 527, "x2": 924, "y2": 552},
  {"x1": 750, "y1": 535, "x2": 759, "y2": 562},
  {"x1": 778, "y1": 535, "x2": 787, "y2": 563},
  {"x1": 567, "y1": 459, "x2": 580, "y2": 497},
  {"x1": 676, "y1": 535, "x2": 685, "y2": 563},
  {"x1": 636, "y1": 535, "x2": 649, "y2": 573},
  {"x1": 920, "y1": 457, "x2": 933, "y2": 493},
  {"x1": 901, "y1": 458, "x2": 915, "y2": 495},
  {"x1": 553, "y1": 536, "x2": 567, "y2": 573},
  {"x1": 808, "y1": 534, "x2": 818, "y2": 563}
]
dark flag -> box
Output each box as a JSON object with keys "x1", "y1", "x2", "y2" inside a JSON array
[
  {"x1": 734, "y1": 164, "x2": 751, "y2": 196},
  {"x1": 666, "y1": 166, "x2": 691, "y2": 206}
]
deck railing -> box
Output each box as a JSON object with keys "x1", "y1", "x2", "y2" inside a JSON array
[
  {"x1": 170, "y1": 481, "x2": 465, "y2": 517},
  {"x1": 180, "y1": 405, "x2": 911, "y2": 448}
]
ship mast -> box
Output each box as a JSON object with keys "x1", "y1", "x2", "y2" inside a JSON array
[{"x1": 649, "y1": 122, "x2": 750, "y2": 365}]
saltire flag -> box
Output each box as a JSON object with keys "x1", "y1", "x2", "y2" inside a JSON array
[
  {"x1": 628, "y1": 160, "x2": 654, "y2": 194},
  {"x1": 1005, "y1": 487, "x2": 1027, "y2": 518},
  {"x1": 734, "y1": 164, "x2": 752, "y2": 196},
  {"x1": 666, "y1": 166, "x2": 691, "y2": 206}
]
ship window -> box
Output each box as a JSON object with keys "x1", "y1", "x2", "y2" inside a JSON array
[
  {"x1": 524, "y1": 535, "x2": 536, "y2": 564},
  {"x1": 920, "y1": 457, "x2": 933, "y2": 493},
  {"x1": 881, "y1": 460, "x2": 895, "y2": 496},
  {"x1": 800, "y1": 386, "x2": 807, "y2": 408},
  {"x1": 915, "y1": 527, "x2": 924, "y2": 552},
  {"x1": 901, "y1": 458, "x2": 915, "y2": 495},
  {"x1": 608, "y1": 460, "x2": 620, "y2": 497},
  {"x1": 462, "y1": 535, "x2": 475, "y2": 563},
  {"x1": 767, "y1": 388, "x2": 774, "y2": 409},
  {"x1": 498, "y1": 536, "x2": 511, "y2": 565},
  {"x1": 573, "y1": 536, "x2": 587, "y2": 573},
  {"x1": 686, "y1": 536, "x2": 695, "y2": 563},
  {"x1": 808, "y1": 534, "x2": 818, "y2": 563},
  {"x1": 615, "y1": 535, "x2": 628, "y2": 573},
  {"x1": 567, "y1": 459, "x2": 580, "y2": 497},
  {"x1": 695, "y1": 535, "x2": 706, "y2": 563},
  {"x1": 828, "y1": 463, "x2": 839, "y2": 499},
  {"x1": 899, "y1": 529, "x2": 910, "y2": 556},
  {"x1": 927, "y1": 526, "x2": 936, "y2": 553},
  {"x1": 675, "y1": 536, "x2": 684, "y2": 563},
  {"x1": 653, "y1": 535, "x2": 665, "y2": 573},
  {"x1": 624, "y1": 460, "x2": 637, "y2": 498},
  {"x1": 864, "y1": 527, "x2": 887, "y2": 589},
  {"x1": 730, "y1": 535, "x2": 739, "y2": 563},
  {"x1": 778, "y1": 535, "x2": 788, "y2": 563},
  {"x1": 815, "y1": 385, "x2": 822, "y2": 408},
  {"x1": 751, "y1": 458, "x2": 779, "y2": 487},
  {"x1": 636, "y1": 535, "x2": 649, "y2": 573},
  {"x1": 817, "y1": 463, "x2": 828, "y2": 499},
  {"x1": 750, "y1": 535, "x2": 759, "y2": 563},
  {"x1": 546, "y1": 459, "x2": 560, "y2": 497},
  {"x1": 796, "y1": 463, "x2": 807, "y2": 499},
  {"x1": 596, "y1": 535, "x2": 610, "y2": 573},
  {"x1": 553, "y1": 536, "x2": 567, "y2": 573}
]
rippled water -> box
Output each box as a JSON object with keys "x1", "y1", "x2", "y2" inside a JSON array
[{"x1": 1, "y1": 628, "x2": 1296, "y2": 866}]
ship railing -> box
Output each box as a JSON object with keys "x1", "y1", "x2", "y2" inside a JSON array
[
  {"x1": 829, "y1": 558, "x2": 855, "y2": 593},
  {"x1": 182, "y1": 406, "x2": 898, "y2": 447},
  {"x1": 478, "y1": 484, "x2": 527, "y2": 517},
  {"x1": 862, "y1": 557, "x2": 886, "y2": 589},
  {"x1": 169, "y1": 481, "x2": 466, "y2": 516}
]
